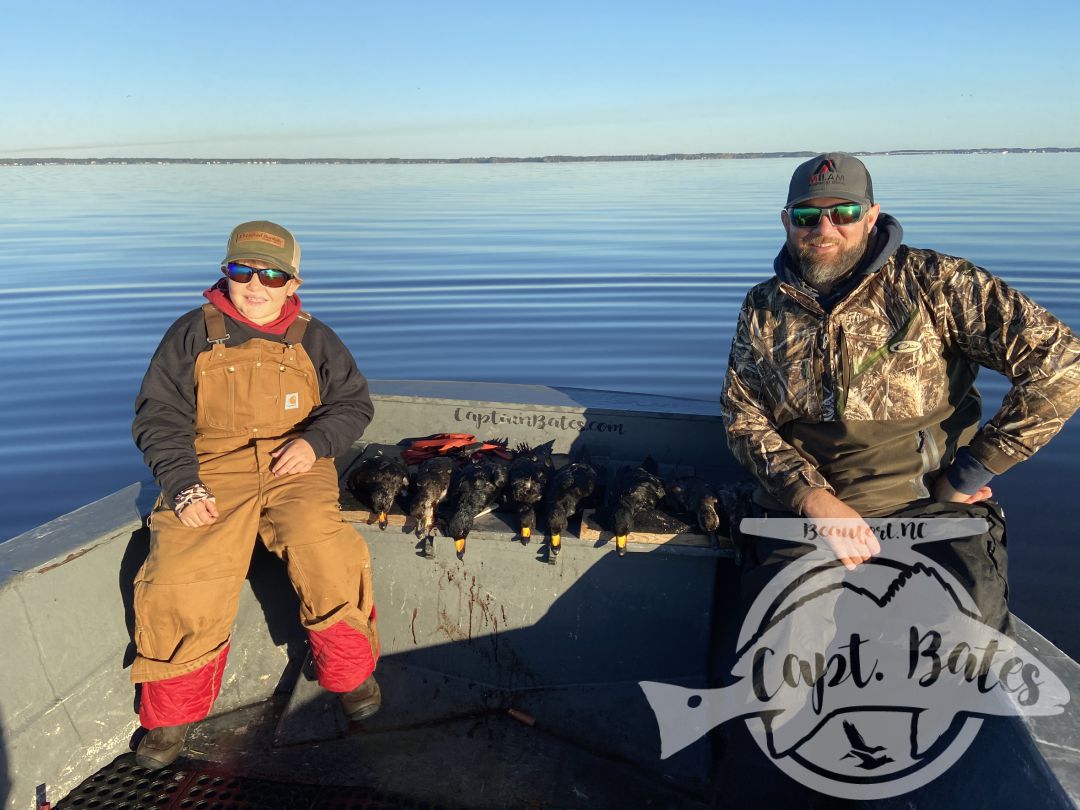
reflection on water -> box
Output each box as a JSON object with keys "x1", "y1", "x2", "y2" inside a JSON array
[{"x1": 3, "y1": 155, "x2": 1080, "y2": 653}]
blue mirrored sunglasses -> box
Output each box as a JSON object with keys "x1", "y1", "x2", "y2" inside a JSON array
[{"x1": 221, "y1": 262, "x2": 292, "y2": 288}]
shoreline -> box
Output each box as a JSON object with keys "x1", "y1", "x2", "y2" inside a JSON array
[{"x1": 2, "y1": 147, "x2": 1078, "y2": 167}]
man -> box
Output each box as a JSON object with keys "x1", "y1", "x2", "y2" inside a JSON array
[
  {"x1": 131, "y1": 221, "x2": 381, "y2": 768},
  {"x1": 721, "y1": 153, "x2": 1080, "y2": 622}
]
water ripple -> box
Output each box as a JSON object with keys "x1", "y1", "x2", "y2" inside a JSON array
[{"x1": 3, "y1": 155, "x2": 1080, "y2": 553}]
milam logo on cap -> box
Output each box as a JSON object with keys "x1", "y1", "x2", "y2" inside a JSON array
[
  {"x1": 235, "y1": 230, "x2": 286, "y2": 249},
  {"x1": 639, "y1": 518, "x2": 1070, "y2": 800},
  {"x1": 809, "y1": 158, "x2": 842, "y2": 189}
]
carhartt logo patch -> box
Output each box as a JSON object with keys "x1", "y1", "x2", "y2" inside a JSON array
[
  {"x1": 236, "y1": 230, "x2": 286, "y2": 248},
  {"x1": 284, "y1": 392, "x2": 299, "y2": 410},
  {"x1": 889, "y1": 341, "x2": 921, "y2": 354}
]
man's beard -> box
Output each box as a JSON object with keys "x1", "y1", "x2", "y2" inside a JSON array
[{"x1": 791, "y1": 226, "x2": 871, "y2": 293}]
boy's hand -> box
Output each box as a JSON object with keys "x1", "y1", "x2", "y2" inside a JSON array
[
  {"x1": 178, "y1": 498, "x2": 219, "y2": 527},
  {"x1": 271, "y1": 439, "x2": 316, "y2": 476}
]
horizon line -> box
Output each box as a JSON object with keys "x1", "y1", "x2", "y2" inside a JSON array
[{"x1": 2, "y1": 147, "x2": 1078, "y2": 166}]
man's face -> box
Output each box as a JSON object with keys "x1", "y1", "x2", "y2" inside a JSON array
[
  {"x1": 781, "y1": 197, "x2": 880, "y2": 293},
  {"x1": 226, "y1": 258, "x2": 300, "y2": 325}
]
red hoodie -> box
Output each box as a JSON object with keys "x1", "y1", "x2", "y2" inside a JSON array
[{"x1": 203, "y1": 279, "x2": 302, "y2": 335}]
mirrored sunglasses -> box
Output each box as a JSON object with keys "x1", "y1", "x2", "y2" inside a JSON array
[
  {"x1": 221, "y1": 261, "x2": 292, "y2": 288},
  {"x1": 788, "y1": 203, "x2": 867, "y2": 228}
]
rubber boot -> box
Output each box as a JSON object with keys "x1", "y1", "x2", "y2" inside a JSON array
[
  {"x1": 340, "y1": 673, "x2": 382, "y2": 720},
  {"x1": 136, "y1": 723, "x2": 190, "y2": 769}
]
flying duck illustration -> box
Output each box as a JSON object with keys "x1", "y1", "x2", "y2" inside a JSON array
[{"x1": 839, "y1": 720, "x2": 894, "y2": 770}]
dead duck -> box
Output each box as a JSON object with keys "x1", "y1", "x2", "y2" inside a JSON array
[
  {"x1": 542, "y1": 458, "x2": 597, "y2": 562},
  {"x1": 409, "y1": 456, "x2": 455, "y2": 557},
  {"x1": 347, "y1": 453, "x2": 409, "y2": 530},
  {"x1": 716, "y1": 480, "x2": 756, "y2": 566},
  {"x1": 665, "y1": 475, "x2": 721, "y2": 547},
  {"x1": 610, "y1": 457, "x2": 665, "y2": 557},
  {"x1": 446, "y1": 454, "x2": 509, "y2": 559},
  {"x1": 506, "y1": 441, "x2": 555, "y2": 543}
]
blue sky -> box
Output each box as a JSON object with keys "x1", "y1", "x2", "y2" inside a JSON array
[{"x1": 2, "y1": 0, "x2": 1076, "y2": 159}]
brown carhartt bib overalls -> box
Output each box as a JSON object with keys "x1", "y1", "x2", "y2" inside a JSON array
[{"x1": 132, "y1": 306, "x2": 378, "y2": 727}]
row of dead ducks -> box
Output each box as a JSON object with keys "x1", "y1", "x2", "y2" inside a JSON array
[{"x1": 346, "y1": 441, "x2": 725, "y2": 562}]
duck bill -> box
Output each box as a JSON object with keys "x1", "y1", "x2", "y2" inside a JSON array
[
  {"x1": 454, "y1": 537, "x2": 467, "y2": 556},
  {"x1": 378, "y1": 511, "x2": 388, "y2": 530},
  {"x1": 616, "y1": 534, "x2": 628, "y2": 556},
  {"x1": 548, "y1": 533, "x2": 561, "y2": 564},
  {"x1": 521, "y1": 526, "x2": 531, "y2": 540}
]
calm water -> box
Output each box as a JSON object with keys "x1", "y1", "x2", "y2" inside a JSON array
[{"x1": 3, "y1": 155, "x2": 1080, "y2": 652}]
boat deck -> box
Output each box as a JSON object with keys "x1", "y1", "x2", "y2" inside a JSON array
[
  {"x1": 54, "y1": 493, "x2": 731, "y2": 809},
  {"x1": 7, "y1": 383, "x2": 1080, "y2": 810},
  {"x1": 60, "y1": 675, "x2": 711, "y2": 809},
  {"x1": 57, "y1": 505, "x2": 726, "y2": 810}
]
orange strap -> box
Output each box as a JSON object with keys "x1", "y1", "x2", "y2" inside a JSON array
[{"x1": 400, "y1": 434, "x2": 510, "y2": 465}]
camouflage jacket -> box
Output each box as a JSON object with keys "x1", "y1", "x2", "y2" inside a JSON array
[{"x1": 721, "y1": 213, "x2": 1080, "y2": 516}]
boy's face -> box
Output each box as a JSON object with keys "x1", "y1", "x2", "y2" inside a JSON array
[{"x1": 226, "y1": 258, "x2": 301, "y2": 324}]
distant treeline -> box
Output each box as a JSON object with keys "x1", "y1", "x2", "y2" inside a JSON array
[{"x1": 2, "y1": 148, "x2": 1078, "y2": 167}]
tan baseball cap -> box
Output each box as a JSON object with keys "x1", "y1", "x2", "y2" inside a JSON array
[{"x1": 222, "y1": 220, "x2": 301, "y2": 278}]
